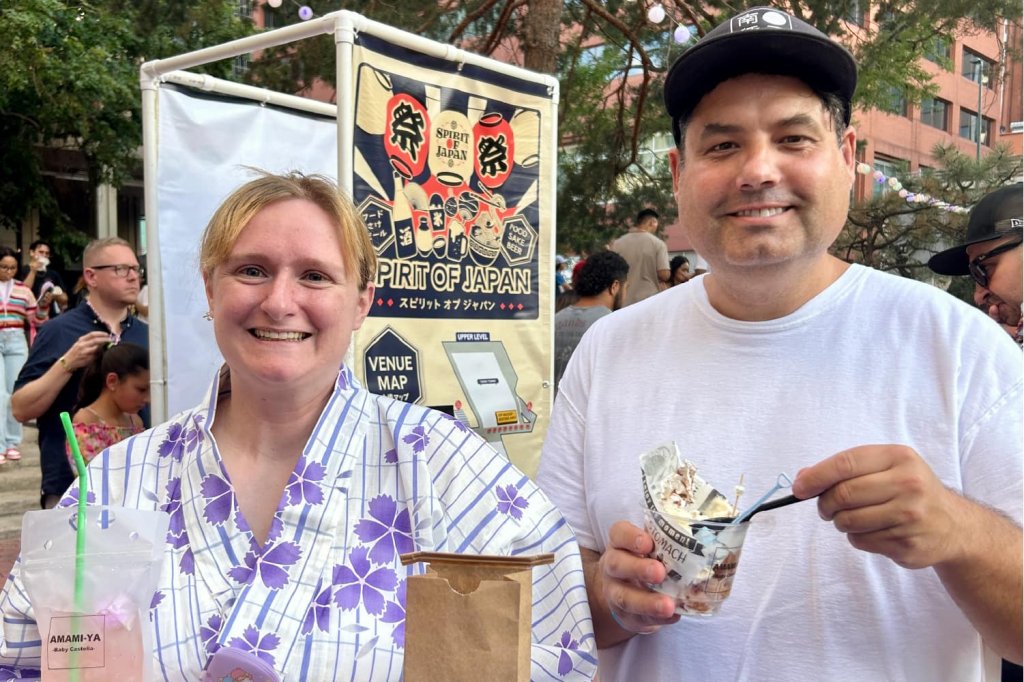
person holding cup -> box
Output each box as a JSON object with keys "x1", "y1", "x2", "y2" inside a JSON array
[
  {"x1": 0, "y1": 171, "x2": 596, "y2": 681},
  {"x1": 19, "y1": 240, "x2": 68, "y2": 319},
  {"x1": 537, "y1": 7, "x2": 1021, "y2": 680}
]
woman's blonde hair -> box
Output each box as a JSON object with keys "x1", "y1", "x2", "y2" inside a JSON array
[{"x1": 199, "y1": 170, "x2": 377, "y2": 290}]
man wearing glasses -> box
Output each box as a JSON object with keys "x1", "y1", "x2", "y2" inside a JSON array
[
  {"x1": 11, "y1": 237, "x2": 148, "y2": 508},
  {"x1": 929, "y1": 183, "x2": 1023, "y2": 345}
]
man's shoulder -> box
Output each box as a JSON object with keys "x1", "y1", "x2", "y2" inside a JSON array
[{"x1": 32, "y1": 304, "x2": 93, "y2": 343}]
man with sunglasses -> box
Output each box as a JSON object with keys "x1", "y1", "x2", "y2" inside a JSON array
[
  {"x1": 929, "y1": 183, "x2": 1023, "y2": 344},
  {"x1": 11, "y1": 237, "x2": 148, "y2": 508}
]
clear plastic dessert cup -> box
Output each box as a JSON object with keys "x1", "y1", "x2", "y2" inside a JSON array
[{"x1": 643, "y1": 508, "x2": 749, "y2": 617}]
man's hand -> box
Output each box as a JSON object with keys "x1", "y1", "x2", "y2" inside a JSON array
[
  {"x1": 587, "y1": 521, "x2": 679, "y2": 646},
  {"x1": 792, "y1": 445, "x2": 963, "y2": 569},
  {"x1": 62, "y1": 332, "x2": 113, "y2": 372},
  {"x1": 794, "y1": 445, "x2": 1023, "y2": 662}
]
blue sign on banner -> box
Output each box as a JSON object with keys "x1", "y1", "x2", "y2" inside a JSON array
[{"x1": 363, "y1": 327, "x2": 422, "y2": 404}]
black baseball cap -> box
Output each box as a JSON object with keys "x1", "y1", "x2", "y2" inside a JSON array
[
  {"x1": 663, "y1": 7, "x2": 857, "y2": 144},
  {"x1": 927, "y1": 183, "x2": 1023, "y2": 276}
]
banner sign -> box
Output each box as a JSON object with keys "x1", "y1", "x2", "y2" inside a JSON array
[{"x1": 350, "y1": 33, "x2": 556, "y2": 476}]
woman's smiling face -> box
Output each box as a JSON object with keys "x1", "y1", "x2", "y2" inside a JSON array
[{"x1": 204, "y1": 198, "x2": 373, "y2": 392}]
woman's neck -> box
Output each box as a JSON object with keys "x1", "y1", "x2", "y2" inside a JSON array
[
  {"x1": 85, "y1": 393, "x2": 131, "y2": 427},
  {"x1": 211, "y1": 374, "x2": 334, "y2": 465}
]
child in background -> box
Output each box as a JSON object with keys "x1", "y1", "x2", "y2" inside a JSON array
[{"x1": 67, "y1": 343, "x2": 149, "y2": 470}]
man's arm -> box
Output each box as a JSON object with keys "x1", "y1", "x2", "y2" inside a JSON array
[
  {"x1": 794, "y1": 445, "x2": 1023, "y2": 663},
  {"x1": 11, "y1": 331, "x2": 111, "y2": 422}
]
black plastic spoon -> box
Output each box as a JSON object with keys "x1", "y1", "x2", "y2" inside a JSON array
[{"x1": 702, "y1": 493, "x2": 811, "y2": 524}]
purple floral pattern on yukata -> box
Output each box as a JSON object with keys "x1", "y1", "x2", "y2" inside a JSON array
[
  {"x1": 200, "y1": 614, "x2": 224, "y2": 655},
  {"x1": 332, "y1": 546, "x2": 398, "y2": 616},
  {"x1": 0, "y1": 666, "x2": 41, "y2": 679},
  {"x1": 354, "y1": 495, "x2": 414, "y2": 565},
  {"x1": 286, "y1": 456, "x2": 327, "y2": 507},
  {"x1": 401, "y1": 425, "x2": 430, "y2": 453},
  {"x1": 56, "y1": 488, "x2": 96, "y2": 508},
  {"x1": 227, "y1": 539, "x2": 302, "y2": 589},
  {"x1": 380, "y1": 579, "x2": 406, "y2": 649},
  {"x1": 301, "y1": 579, "x2": 333, "y2": 635},
  {"x1": 149, "y1": 591, "x2": 165, "y2": 610},
  {"x1": 556, "y1": 631, "x2": 580, "y2": 676},
  {"x1": 161, "y1": 477, "x2": 189, "y2": 548},
  {"x1": 496, "y1": 484, "x2": 529, "y2": 520},
  {"x1": 200, "y1": 473, "x2": 234, "y2": 526},
  {"x1": 383, "y1": 448, "x2": 398, "y2": 464},
  {"x1": 157, "y1": 422, "x2": 186, "y2": 461},
  {"x1": 440, "y1": 413, "x2": 470, "y2": 433},
  {"x1": 227, "y1": 625, "x2": 280, "y2": 666},
  {"x1": 179, "y1": 546, "x2": 195, "y2": 576}
]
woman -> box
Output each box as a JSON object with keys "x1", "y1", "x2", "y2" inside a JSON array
[
  {"x1": 0, "y1": 247, "x2": 46, "y2": 463},
  {"x1": 0, "y1": 172, "x2": 595, "y2": 680},
  {"x1": 67, "y1": 342, "x2": 149, "y2": 469}
]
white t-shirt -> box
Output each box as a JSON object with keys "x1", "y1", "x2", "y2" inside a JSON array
[{"x1": 537, "y1": 265, "x2": 1022, "y2": 682}]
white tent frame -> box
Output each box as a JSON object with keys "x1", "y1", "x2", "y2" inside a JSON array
[{"x1": 140, "y1": 10, "x2": 559, "y2": 423}]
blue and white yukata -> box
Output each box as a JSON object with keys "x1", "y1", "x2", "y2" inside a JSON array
[{"x1": 0, "y1": 366, "x2": 596, "y2": 681}]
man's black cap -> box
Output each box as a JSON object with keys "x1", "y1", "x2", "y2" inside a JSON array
[
  {"x1": 928, "y1": 183, "x2": 1024, "y2": 276},
  {"x1": 663, "y1": 7, "x2": 857, "y2": 144}
]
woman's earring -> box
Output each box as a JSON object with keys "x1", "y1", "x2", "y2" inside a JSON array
[{"x1": 203, "y1": 311, "x2": 213, "y2": 321}]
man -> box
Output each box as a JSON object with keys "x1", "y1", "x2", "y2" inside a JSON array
[
  {"x1": 928, "y1": 183, "x2": 1022, "y2": 344},
  {"x1": 19, "y1": 240, "x2": 69, "y2": 318},
  {"x1": 553, "y1": 250, "x2": 628, "y2": 393},
  {"x1": 537, "y1": 7, "x2": 1021, "y2": 681},
  {"x1": 611, "y1": 209, "x2": 669, "y2": 305},
  {"x1": 13, "y1": 237, "x2": 148, "y2": 508}
]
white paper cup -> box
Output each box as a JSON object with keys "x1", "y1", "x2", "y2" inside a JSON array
[{"x1": 643, "y1": 509, "x2": 749, "y2": 617}]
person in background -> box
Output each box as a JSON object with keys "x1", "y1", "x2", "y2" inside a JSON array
[
  {"x1": 0, "y1": 171, "x2": 596, "y2": 680},
  {"x1": 555, "y1": 255, "x2": 572, "y2": 293},
  {"x1": 611, "y1": 209, "x2": 670, "y2": 305},
  {"x1": 12, "y1": 237, "x2": 147, "y2": 508},
  {"x1": 19, "y1": 240, "x2": 68, "y2": 319},
  {"x1": 668, "y1": 255, "x2": 691, "y2": 286},
  {"x1": 66, "y1": 342, "x2": 148, "y2": 471},
  {"x1": 554, "y1": 250, "x2": 629, "y2": 393},
  {"x1": 928, "y1": 183, "x2": 1022, "y2": 344},
  {"x1": 0, "y1": 248, "x2": 47, "y2": 465},
  {"x1": 537, "y1": 7, "x2": 1021, "y2": 680}
]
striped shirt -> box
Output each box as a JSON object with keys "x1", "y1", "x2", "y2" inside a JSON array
[
  {"x1": 0, "y1": 280, "x2": 42, "y2": 331},
  {"x1": 0, "y1": 366, "x2": 596, "y2": 681}
]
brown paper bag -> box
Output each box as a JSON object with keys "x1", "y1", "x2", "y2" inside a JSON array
[{"x1": 399, "y1": 551, "x2": 554, "y2": 682}]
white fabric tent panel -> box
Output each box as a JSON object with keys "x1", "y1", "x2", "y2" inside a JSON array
[{"x1": 157, "y1": 87, "x2": 337, "y2": 416}]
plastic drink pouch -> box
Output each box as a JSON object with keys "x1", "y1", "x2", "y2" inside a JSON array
[{"x1": 20, "y1": 505, "x2": 169, "y2": 682}]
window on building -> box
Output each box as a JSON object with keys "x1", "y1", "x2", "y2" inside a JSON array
[
  {"x1": 959, "y1": 109, "x2": 994, "y2": 145},
  {"x1": 962, "y1": 50, "x2": 995, "y2": 90},
  {"x1": 233, "y1": 54, "x2": 250, "y2": 79},
  {"x1": 872, "y1": 155, "x2": 905, "y2": 197},
  {"x1": 236, "y1": 0, "x2": 252, "y2": 19},
  {"x1": 625, "y1": 35, "x2": 667, "y2": 77},
  {"x1": 844, "y1": 0, "x2": 866, "y2": 25},
  {"x1": 263, "y1": 7, "x2": 282, "y2": 30},
  {"x1": 882, "y1": 86, "x2": 908, "y2": 117},
  {"x1": 923, "y1": 36, "x2": 952, "y2": 67},
  {"x1": 920, "y1": 98, "x2": 950, "y2": 131}
]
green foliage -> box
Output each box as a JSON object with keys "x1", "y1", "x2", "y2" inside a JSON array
[
  {"x1": 0, "y1": 0, "x2": 251, "y2": 237},
  {"x1": 834, "y1": 142, "x2": 1022, "y2": 302}
]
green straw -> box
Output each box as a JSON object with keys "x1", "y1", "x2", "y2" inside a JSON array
[{"x1": 60, "y1": 411, "x2": 87, "y2": 682}]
